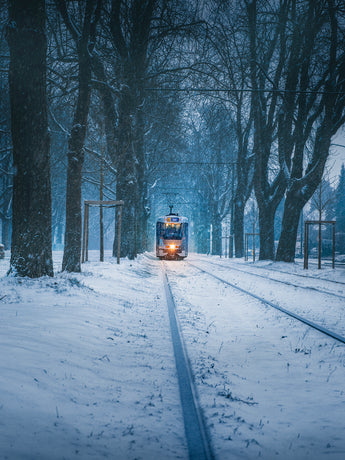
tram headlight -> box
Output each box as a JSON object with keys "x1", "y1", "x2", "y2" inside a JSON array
[{"x1": 169, "y1": 244, "x2": 176, "y2": 250}]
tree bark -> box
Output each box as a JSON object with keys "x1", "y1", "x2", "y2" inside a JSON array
[
  {"x1": 2, "y1": 218, "x2": 11, "y2": 251},
  {"x1": 7, "y1": 0, "x2": 53, "y2": 277},
  {"x1": 258, "y1": 207, "x2": 276, "y2": 260},
  {"x1": 246, "y1": 0, "x2": 288, "y2": 260},
  {"x1": 234, "y1": 198, "x2": 245, "y2": 258},
  {"x1": 275, "y1": 191, "x2": 302, "y2": 262},
  {"x1": 109, "y1": 0, "x2": 156, "y2": 259},
  {"x1": 114, "y1": 89, "x2": 137, "y2": 260}
]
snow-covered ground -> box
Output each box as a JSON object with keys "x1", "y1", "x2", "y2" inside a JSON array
[{"x1": 1, "y1": 251, "x2": 345, "y2": 459}]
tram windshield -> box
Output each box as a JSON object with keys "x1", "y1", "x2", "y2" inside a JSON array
[{"x1": 163, "y1": 223, "x2": 182, "y2": 240}]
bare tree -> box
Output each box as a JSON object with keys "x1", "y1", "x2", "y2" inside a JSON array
[
  {"x1": 276, "y1": 0, "x2": 345, "y2": 262},
  {"x1": 54, "y1": 0, "x2": 102, "y2": 272},
  {"x1": 246, "y1": 0, "x2": 289, "y2": 260}
]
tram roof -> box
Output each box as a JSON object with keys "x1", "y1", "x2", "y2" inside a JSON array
[{"x1": 157, "y1": 215, "x2": 188, "y2": 224}]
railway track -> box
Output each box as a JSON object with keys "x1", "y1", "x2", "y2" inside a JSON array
[
  {"x1": 194, "y1": 258, "x2": 345, "y2": 300},
  {"x1": 187, "y1": 261, "x2": 345, "y2": 345},
  {"x1": 254, "y1": 260, "x2": 345, "y2": 286},
  {"x1": 161, "y1": 261, "x2": 214, "y2": 460},
  {"x1": 159, "y1": 254, "x2": 345, "y2": 457}
]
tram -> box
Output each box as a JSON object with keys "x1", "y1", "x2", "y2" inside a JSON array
[{"x1": 156, "y1": 208, "x2": 188, "y2": 260}]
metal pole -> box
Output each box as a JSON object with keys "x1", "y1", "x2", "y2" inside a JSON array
[
  {"x1": 230, "y1": 164, "x2": 235, "y2": 258},
  {"x1": 332, "y1": 223, "x2": 335, "y2": 269},
  {"x1": 253, "y1": 223, "x2": 256, "y2": 263}
]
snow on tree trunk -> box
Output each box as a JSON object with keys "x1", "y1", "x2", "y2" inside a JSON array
[{"x1": 7, "y1": 0, "x2": 53, "y2": 277}]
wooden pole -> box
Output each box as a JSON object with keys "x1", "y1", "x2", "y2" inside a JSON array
[
  {"x1": 304, "y1": 223, "x2": 308, "y2": 269},
  {"x1": 85, "y1": 204, "x2": 89, "y2": 262},
  {"x1": 117, "y1": 204, "x2": 122, "y2": 264},
  {"x1": 332, "y1": 223, "x2": 335, "y2": 269},
  {"x1": 318, "y1": 222, "x2": 322, "y2": 269},
  {"x1": 82, "y1": 202, "x2": 86, "y2": 263}
]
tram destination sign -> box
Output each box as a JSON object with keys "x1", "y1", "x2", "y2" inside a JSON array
[{"x1": 165, "y1": 217, "x2": 180, "y2": 223}]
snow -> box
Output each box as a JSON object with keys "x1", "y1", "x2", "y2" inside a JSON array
[{"x1": 1, "y1": 251, "x2": 345, "y2": 459}]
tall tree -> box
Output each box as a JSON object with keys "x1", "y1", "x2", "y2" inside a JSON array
[
  {"x1": 55, "y1": 0, "x2": 102, "y2": 272},
  {"x1": 276, "y1": 0, "x2": 345, "y2": 262},
  {"x1": 203, "y1": 2, "x2": 255, "y2": 258},
  {"x1": 6, "y1": 0, "x2": 53, "y2": 277},
  {"x1": 246, "y1": 0, "x2": 288, "y2": 260},
  {"x1": 106, "y1": 0, "x2": 156, "y2": 259}
]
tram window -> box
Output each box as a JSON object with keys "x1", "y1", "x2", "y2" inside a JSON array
[
  {"x1": 163, "y1": 223, "x2": 182, "y2": 239},
  {"x1": 157, "y1": 222, "x2": 164, "y2": 238}
]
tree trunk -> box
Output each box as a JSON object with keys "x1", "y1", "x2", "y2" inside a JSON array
[
  {"x1": 62, "y1": 57, "x2": 91, "y2": 272},
  {"x1": 136, "y1": 104, "x2": 149, "y2": 254},
  {"x1": 7, "y1": 0, "x2": 53, "y2": 277},
  {"x1": 113, "y1": 90, "x2": 137, "y2": 260},
  {"x1": 2, "y1": 218, "x2": 11, "y2": 251},
  {"x1": 234, "y1": 198, "x2": 245, "y2": 258},
  {"x1": 258, "y1": 208, "x2": 275, "y2": 260},
  {"x1": 62, "y1": 133, "x2": 85, "y2": 272},
  {"x1": 59, "y1": 1, "x2": 99, "y2": 272},
  {"x1": 275, "y1": 192, "x2": 302, "y2": 262},
  {"x1": 211, "y1": 215, "x2": 222, "y2": 256}
]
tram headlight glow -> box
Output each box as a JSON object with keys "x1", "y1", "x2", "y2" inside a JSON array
[{"x1": 169, "y1": 244, "x2": 176, "y2": 250}]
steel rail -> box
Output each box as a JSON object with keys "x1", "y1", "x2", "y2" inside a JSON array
[
  {"x1": 248, "y1": 261, "x2": 345, "y2": 286},
  {"x1": 196, "y1": 259, "x2": 345, "y2": 300},
  {"x1": 188, "y1": 262, "x2": 345, "y2": 345},
  {"x1": 161, "y1": 262, "x2": 214, "y2": 460}
]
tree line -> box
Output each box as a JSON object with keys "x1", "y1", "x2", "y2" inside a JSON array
[{"x1": 1, "y1": 0, "x2": 345, "y2": 277}]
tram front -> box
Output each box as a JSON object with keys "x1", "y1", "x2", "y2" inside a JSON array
[{"x1": 156, "y1": 212, "x2": 188, "y2": 260}]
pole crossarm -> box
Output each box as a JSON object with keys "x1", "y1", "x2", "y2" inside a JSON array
[
  {"x1": 82, "y1": 200, "x2": 124, "y2": 265},
  {"x1": 304, "y1": 220, "x2": 336, "y2": 225},
  {"x1": 84, "y1": 200, "x2": 124, "y2": 207}
]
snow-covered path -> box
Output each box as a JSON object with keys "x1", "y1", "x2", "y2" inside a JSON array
[
  {"x1": 0, "y1": 252, "x2": 187, "y2": 459},
  {"x1": 1, "y1": 251, "x2": 345, "y2": 459}
]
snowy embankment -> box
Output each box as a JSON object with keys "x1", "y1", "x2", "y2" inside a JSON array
[
  {"x1": 0, "y1": 251, "x2": 187, "y2": 460},
  {"x1": 168, "y1": 255, "x2": 345, "y2": 460},
  {"x1": 1, "y1": 251, "x2": 345, "y2": 460}
]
